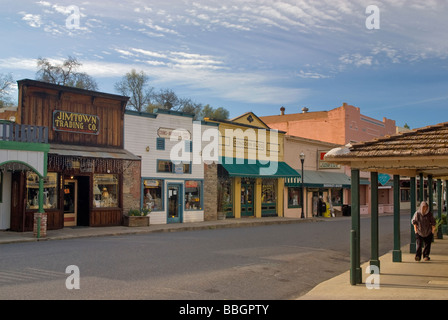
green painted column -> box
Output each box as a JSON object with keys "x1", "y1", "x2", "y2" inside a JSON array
[
  {"x1": 350, "y1": 168, "x2": 361, "y2": 285},
  {"x1": 419, "y1": 173, "x2": 424, "y2": 203},
  {"x1": 370, "y1": 172, "x2": 380, "y2": 269},
  {"x1": 428, "y1": 175, "x2": 433, "y2": 213},
  {"x1": 437, "y1": 179, "x2": 443, "y2": 239},
  {"x1": 393, "y1": 175, "x2": 402, "y2": 262},
  {"x1": 410, "y1": 176, "x2": 416, "y2": 253}
]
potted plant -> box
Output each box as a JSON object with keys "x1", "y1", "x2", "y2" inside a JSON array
[{"x1": 123, "y1": 208, "x2": 151, "y2": 227}]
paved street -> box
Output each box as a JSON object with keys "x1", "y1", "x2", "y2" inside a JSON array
[{"x1": 0, "y1": 215, "x2": 410, "y2": 300}]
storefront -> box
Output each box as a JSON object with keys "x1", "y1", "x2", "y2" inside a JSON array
[
  {"x1": 7, "y1": 79, "x2": 141, "y2": 231},
  {"x1": 124, "y1": 109, "x2": 218, "y2": 224},
  {"x1": 207, "y1": 112, "x2": 299, "y2": 219},
  {"x1": 282, "y1": 135, "x2": 351, "y2": 218}
]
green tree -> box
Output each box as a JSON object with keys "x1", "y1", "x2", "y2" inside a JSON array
[
  {"x1": 36, "y1": 56, "x2": 98, "y2": 91},
  {"x1": 200, "y1": 104, "x2": 229, "y2": 120}
]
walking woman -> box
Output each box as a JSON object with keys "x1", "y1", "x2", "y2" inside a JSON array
[{"x1": 411, "y1": 201, "x2": 436, "y2": 261}]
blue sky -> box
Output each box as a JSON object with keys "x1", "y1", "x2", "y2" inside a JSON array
[{"x1": 1, "y1": 0, "x2": 447, "y2": 129}]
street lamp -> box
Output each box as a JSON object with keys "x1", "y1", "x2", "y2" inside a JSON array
[{"x1": 300, "y1": 152, "x2": 305, "y2": 218}]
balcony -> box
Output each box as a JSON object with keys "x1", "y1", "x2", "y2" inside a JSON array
[{"x1": 0, "y1": 120, "x2": 48, "y2": 144}]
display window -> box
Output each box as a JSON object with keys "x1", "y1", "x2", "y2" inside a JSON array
[
  {"x1": 26, "y1": 172, "x2": 58, "y2": 209},
  {"x1": 185, "y1": 180, "x2": 201, "y2": 210},
  {"x1": 143, "y1": 179, "x2": 163, "y2": 211},
  {"x1": 261, "y1": 179, "x2": 276, "y2": 204},
  {"x1": 288, "y1": 187, "x2": 302, "y2": 208},
  {"x1": 93, "y1": 174, "x2": 119, "y2": 208}
]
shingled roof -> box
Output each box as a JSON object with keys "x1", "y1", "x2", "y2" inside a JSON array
[
  {"x1": 336, "y1": 122, "x2": 448, "y2": 158},
  {"x1": 324, "y1": 122, "x2": 448, "y2": 178}
]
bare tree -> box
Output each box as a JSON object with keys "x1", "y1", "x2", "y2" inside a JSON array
[
  {"x1": 0, "y1": 73, "x2": 14, "y2": 108},
  {"x1": 114, "y1": 69, "x2": 154, "y2": 112},
  {"x1": 36, "y1": 56, "x2": 98, "y2": 91}
]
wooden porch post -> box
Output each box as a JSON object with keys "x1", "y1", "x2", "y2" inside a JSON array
[
  {"x1": 370, "y1": 171, "x2": 380, "y2": 269},
  {"x1": 350, "y1": 168, "x2": 361, "y2": 285},
  {"x1": 393, "y1": 175, "x2": 402, "y2": 262},
  {"x1": 428, "y1": 175, "x2": 433, "y2": 213},
  {"x1": 410, "y1": 176, "x2": 416, "y2": 253}
]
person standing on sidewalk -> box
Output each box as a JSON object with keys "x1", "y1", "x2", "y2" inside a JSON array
[{"x1": 412, "y1": 201, "x2": 436, "y2": 261}]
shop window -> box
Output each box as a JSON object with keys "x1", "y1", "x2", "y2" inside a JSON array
[
  {"x1": 93, "y1": 174, "x2": 119, "y2": 208},
  {"x1": 143, "y1": 179, "x2": 163, "y2": 211},
  {"x1": 288, "y1": 187, "x2": 302, "y2": 208},
  {"x1": 262, "y1": 179, "x2": 276, "y2": 204},
  {"x1": 26, "y1": 172, "x2": 58, "y2": 209},
  {"x1": 331, "y1": 188, "x2": 343, "y2": 206},
  {"x1": 185, "y1": 180, "x2": 201, "y2": 210}
]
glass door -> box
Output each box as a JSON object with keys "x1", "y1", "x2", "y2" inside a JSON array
[
  {"x1": 241, "y1": 180, "x2": 254, "y2": 217},
  {"x1": 167, "y1": 183, "x2": 182, "y2": 223},
  {"x1": 64, "y1": 179, "x2": 77, "y2": 227}
]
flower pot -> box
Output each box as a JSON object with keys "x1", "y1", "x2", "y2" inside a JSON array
[{"x1": 123, "y1": 215, "x2": 150, "y2": 227}]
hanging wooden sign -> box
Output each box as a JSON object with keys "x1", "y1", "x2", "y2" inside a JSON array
[{"x1": 53, "y1": 110, "x2": 100, "y2": 135}]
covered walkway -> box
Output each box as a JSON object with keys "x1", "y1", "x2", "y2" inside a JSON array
[{"x1": 325, "y1": 122, "x2": 448, "y2": 285}]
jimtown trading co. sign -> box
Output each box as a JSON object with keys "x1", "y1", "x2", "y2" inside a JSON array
[{"x1": 53, "y1": 110, "x2": 100, "y2": 135}]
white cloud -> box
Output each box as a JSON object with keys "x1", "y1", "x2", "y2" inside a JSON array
[
  {"x1": 339, "y1": 53, "x2": 373, "y2": 67},
  {"x1": 20, "y1": 13, "x2": 43, "y2": 28},
  {"x1": 297, "y1": 70, "x2": 330, "y2": 79}
]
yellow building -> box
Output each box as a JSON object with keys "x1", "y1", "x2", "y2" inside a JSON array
[{"x1": 206, "y1": 112, "x2": 299, "y2": 219}]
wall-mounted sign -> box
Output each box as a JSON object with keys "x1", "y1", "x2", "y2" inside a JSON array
[
  {"x1": 53, "y1": 110, "x2": 100, "y2": 135},
  {"x1": 157, "y1": 127, "x2": 191, "y2": 140},
  {"x1": 318, "y1": 151, "x2": 341, "y2": 169}
]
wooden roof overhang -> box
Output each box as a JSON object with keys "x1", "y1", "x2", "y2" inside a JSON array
[{"x1": 324, "y1": 122, "x2": 448, "y2": 179}]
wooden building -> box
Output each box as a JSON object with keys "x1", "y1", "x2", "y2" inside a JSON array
[{"x1": 6, "y1": 79, "x2": 141, "y2": 231}]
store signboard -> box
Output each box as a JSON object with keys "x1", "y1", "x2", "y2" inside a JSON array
[
  {"x1": 53, "y1": 110, "x2": 100, "y2": 135},
  {"x1": 318, "y1": 151, "x2": 340, "y2": 169}
]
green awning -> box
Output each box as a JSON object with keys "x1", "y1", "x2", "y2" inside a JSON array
[
  {"x1": 219, "y1": 157, "x2": 300, "y2": 178},
  {"x1": 285, "y1": 170, "x2": 351, "y2": 188}
]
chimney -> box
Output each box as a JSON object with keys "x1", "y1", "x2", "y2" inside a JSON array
[
  {"x1": 280, "y1": 106, "x2": 285, "y2": 115},
  {"x1": 302, "y1": 107, "x2": 309, "y2": 113}
]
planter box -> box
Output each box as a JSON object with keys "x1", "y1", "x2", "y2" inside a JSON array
[{"x1": 123, "y1": 216, "x2": 150, "y2": 227}]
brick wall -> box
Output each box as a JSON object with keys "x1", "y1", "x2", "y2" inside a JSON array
[
  {"x1": 122, "y1": 160, "x2": 142, "y2": 216},
  {"x1": 204, "y1": 163, "x2": 217, "y2": 220}
]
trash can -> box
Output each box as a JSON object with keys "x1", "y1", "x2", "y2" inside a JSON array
[{"x1": 342, "y1": 205, "x2": 351, "y2": 216}]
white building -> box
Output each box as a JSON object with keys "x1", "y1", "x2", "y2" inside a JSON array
[{"x1": 124, "y1": 109, "x2": 218, "y2": 224}]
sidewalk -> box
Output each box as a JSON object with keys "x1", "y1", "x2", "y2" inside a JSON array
[{"x1": 299, "y1": 236, "x2": 448, "y2": 300}]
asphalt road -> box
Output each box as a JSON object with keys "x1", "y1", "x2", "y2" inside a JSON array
[{"x1": 0, "y1": 215, "x2": 411, "y2": 300}]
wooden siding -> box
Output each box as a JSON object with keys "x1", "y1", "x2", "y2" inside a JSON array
[{"x1": 18, "y1": 80, "x2": 127, "y2": 148}]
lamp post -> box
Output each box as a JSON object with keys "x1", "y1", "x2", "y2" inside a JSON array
[{"x1": 300, "y1": 152, "x2": 305, "y2": 218}]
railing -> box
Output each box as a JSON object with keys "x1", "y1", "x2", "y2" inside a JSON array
[{"x1": 0, "y1": 121, "x2": 49, "y2": 144}]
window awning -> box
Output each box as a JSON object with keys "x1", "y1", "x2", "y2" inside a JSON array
[
  {"x1": 49, "y1": 144, "x2": 141, "y2": 161},
  {"x1": 285, "y1": 170, "x2": 351, "y2": 188},
  {"x1": 219, "y1": 157, "x2": 300, "y2": 178}
]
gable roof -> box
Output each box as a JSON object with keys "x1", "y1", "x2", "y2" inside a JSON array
[{"x1": 230, "y1": 112, "x2": 270, "y2": 129}]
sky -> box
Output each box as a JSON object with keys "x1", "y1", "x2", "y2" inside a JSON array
[{"x1": 0, "y1": 0, "x2": 447, "y2": 129}]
